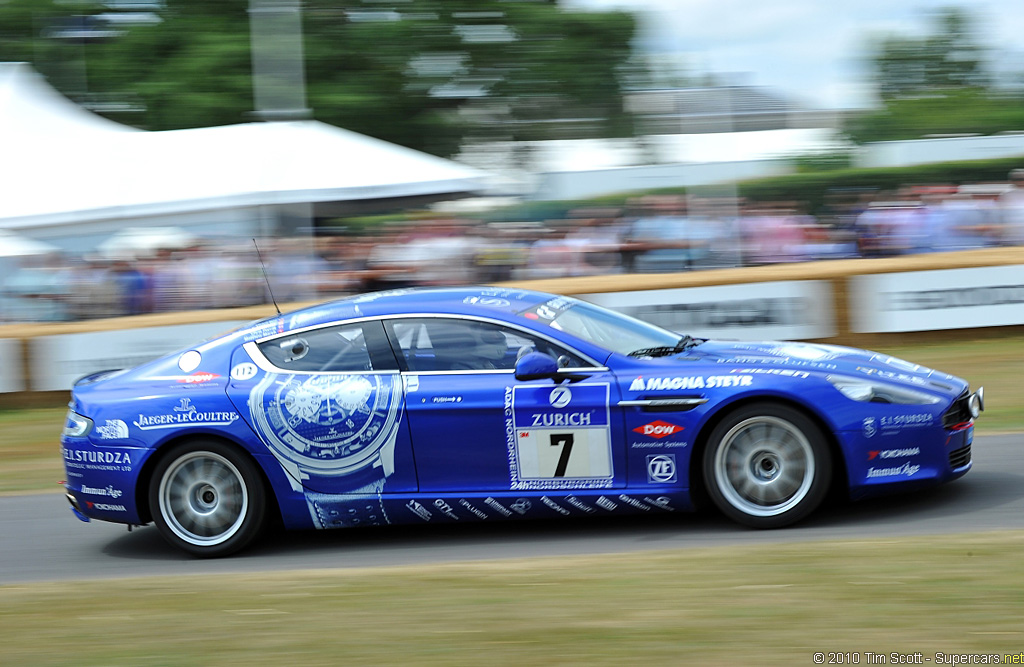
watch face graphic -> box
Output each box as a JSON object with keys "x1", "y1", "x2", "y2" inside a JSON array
[{"x1": 250, "y1": 373, "x2": 402, "y2": 477}]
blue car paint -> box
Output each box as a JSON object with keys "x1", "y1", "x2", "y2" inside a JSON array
[{"x1": 60, "y1": 287, "x2": 976, "y2": 535}]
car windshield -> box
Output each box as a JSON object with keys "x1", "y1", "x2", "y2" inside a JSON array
[{"x1": 540, "y1": 300, "x2": 682, "y2": 355}]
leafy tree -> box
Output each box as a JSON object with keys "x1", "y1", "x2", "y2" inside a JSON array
[
  {"x1": 844, "y1": 6, "x2": 1024, "y2": 144},
  {"x1": 870, "y1": 6, "x2": 988, "y2": 100},
  {"x1": 1, "y1": 0, "x2": 639, "y2": 157}
]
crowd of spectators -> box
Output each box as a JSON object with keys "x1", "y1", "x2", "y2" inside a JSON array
[{"x1": 4, "y1": 172, "x2": 1024, "y2": 324}]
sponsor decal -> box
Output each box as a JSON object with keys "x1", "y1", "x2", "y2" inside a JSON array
[
  {"x1": 63, "y1": 448, "x2": 133, "y2": 467},
  {"x1": 433, "y1": 499, "x2": 460, "y2": 520},
  {"x1": 632, "y1": 420, "x2": 683, "y2": 439},
  {"x1": 881, "y1": 414, "x2": 933, "y2": 428},
  {"x1": 863, "y1": 417, "x2": 877, "y2": 438},
  {"x1": 85, "y1": 501, "x2": 127, "y2": 512},
  {"x1": 230, "y1": 363, "x2": 259, "y2": 381},
  {"x1": 463, "y1": 296, "x2": 511, "y2": 308},
  {"x1": 510, "y1": 498, "x2": 531, "y2": 515},
  {"x1": 731, "y1": 368, "x2": 810, "y2": 379},
  {"x1": 628, "y1": 375, "x2": 752, "y2": 392},
  {"x1": 644, "y1": 496, "x2": 675, "y2": 512},
  {"x1": 595, "y1": 496, "x2": 618, "y2": 511},
  {"x1": 541, "y1": 496, "x2": 571, "y2": 516},
  {"x1": 529, "y1": 412, "x2": 592, "y2": 427},
  {"x1": 646, "y1": 454, "x2": 677, "y2": 483},
  {"x1": 243, "y1": 318, "x2": 286, "y2": 341},
  {"x1": 617, "y1": 494, "x2": 651, "y2": 511},
  {"x1": 509, "y1": 383, "x2": 613, "y2": 491},
  {"x1": 404, "y1": 375, "x2": 419, "y2": 392},
  {"x1": 178, "y1": 372, "x2": 220, "y2": 384},
  {"x1": 484, "y1": 497, "x2": 513, "y2": 517},
  {"x1": 867, "y1": 462, "x2": 922, "y2": 479},
  {"x1": 95, "y1": 419, "x2": 129, "y2": 440},
  {"x1": 528, "y1": 297, "x2": 575, "y2": 322},
  {"x1": 406, "y1": 500, "x2": 432, "y2": 521},
  {"x1": 868, "y1": 447, "x2": 921, "y2": 461},
  {"x1": 549, "y1": 386, "x2": 572, "y2": 408},
  {"x1": 564, "y1": 496, "x2": 595, "y2": 513},
  {"x1": 248, "y1": 373, "x2": 402, "y2": 486},
  {"x1": 856, "y1": 366, "x2": 929, "y2": 386},
  {"x1": 81, "y1": 484, "x2": 123, "y2": 499},
  {"x1": 630, "y1": 441, "x2": 689, "y2": 449},
  {"x1": 458, "y1": 499, "x2": 488, "y2": 519},
  {"x1": 134, "y1": 398, "x2": 240, "y2": 431}
]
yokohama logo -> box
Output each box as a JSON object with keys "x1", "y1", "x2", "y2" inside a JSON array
[{"x1": 632, "y1": 420, "x2": 683, "y2": 439}]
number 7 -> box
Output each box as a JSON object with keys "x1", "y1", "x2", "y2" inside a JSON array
[{"x1": 550, "y1": 433, "x2": 575, "y2": 477}]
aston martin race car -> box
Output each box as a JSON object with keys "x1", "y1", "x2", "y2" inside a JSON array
[{"x1": 60, "y1": 287, "x2": 984, "y2": 556}]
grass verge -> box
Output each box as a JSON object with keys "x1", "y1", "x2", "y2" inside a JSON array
[
  {"x1": 2, "y1": 532, "x2": 1024, "y2": 665},
  {"x1": 1, "y1": 335, "x2": 1021, "y2": 494}
]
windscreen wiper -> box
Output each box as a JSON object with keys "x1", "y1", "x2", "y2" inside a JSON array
[{"x1": 627, "y1": 335, "x2": 704, "y2": 358}]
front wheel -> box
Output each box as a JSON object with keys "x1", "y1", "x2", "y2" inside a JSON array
[
  {"x1": 703, "y1": 403, "x2": 831, "y2": 528},
  {"x1": 149, "y1": 440, "x2": 267, "y2": 557}
]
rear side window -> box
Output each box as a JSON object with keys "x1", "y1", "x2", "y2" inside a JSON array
[{"x1": 257, "y1": 321, "x2": 395, "y2": 372}]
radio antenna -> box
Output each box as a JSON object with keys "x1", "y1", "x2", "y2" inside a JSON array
[{"x1": 252, "y1": 238, "x2": 281, "y2": 315}]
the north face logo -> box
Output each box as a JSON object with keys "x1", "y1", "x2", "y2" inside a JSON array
[{"x1": 633, "y1": 420, "x2": 683, "y2": 439}]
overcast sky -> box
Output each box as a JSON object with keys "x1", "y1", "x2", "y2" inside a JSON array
[{"x1": 564, "y1": 0, "x2": 1024, "y2": 109}]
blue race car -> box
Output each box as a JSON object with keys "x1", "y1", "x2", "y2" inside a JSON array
[{"x1": 61, "y1": 287, "x2": 984, "y2": 556}]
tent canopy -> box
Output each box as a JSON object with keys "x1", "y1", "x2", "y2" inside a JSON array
[
  {"x1": 0, "y1": 62, "x2": 487, "y2": 231},
  {"x1": 0, "y1": 230, "x2": 60, "y2": 257}
]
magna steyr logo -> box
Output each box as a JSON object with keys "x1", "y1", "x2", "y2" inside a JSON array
[{"x1": 629, "y1": 376, "x2": 752, "y2": 391}]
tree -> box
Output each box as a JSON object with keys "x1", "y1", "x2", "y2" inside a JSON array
[
  {"x1": 2, "y1": 0, "x2": 639, "y2": 157},
  {"x1": 869, "y1": 6, "x2": 988, "y2": 101}
]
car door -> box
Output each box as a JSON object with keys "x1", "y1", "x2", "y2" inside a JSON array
[
  {"x1": 227, "y1": 319, "x2": 418, "y2": 496},
  {"x1": 384, "y1": 316, "x2": 626, "y2": 493}
]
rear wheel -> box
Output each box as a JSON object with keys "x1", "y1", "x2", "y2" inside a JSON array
[
  {"x1": 703, "y1": 403, "x2": 831, "y2": 528},
  {"x1": 149, "y1": 440, "x2": 266, "y2": 557}
]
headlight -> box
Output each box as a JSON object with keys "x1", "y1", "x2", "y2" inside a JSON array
[
  {"x1": 968, "y1": 386, "x2": 985, "y2": 418},
  {"x1": 826, "y1": 375, "x2": 941, "y2": 405},
  {"x1": 62, "y1": 411, "x2": 93, "y2": 438}
]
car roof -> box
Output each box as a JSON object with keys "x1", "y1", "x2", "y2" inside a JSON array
[{"x1": 244, "y1": 286, "x2": 561, "y2": 338}]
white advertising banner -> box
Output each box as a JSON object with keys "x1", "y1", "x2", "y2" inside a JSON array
[
  {"x1": 582, "y1": 280, "x2": 834, "y2": 341},
  {"x1": 30, "y1": 321, "x2": 248, "y2": 391},
  {"x1": 0, "y1": 338, "x2": 25, "y2": 393},
  {"x1": 851, "y1": 265, "x2": 1024, "y2": 333}
]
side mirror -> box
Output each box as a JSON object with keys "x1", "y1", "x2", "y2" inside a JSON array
[{"x1": 514, "y1": 351, "x2": 559, "y2": 381}]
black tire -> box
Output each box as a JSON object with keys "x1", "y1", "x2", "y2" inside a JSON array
[
  {"x1": 703, "y1": 403, "x2": 831, "y2": 529},
  {"x1": 149, "y1": 440, "x2": 267, "y2": 557}
]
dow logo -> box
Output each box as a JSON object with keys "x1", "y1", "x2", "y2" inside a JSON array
[{"x1": 632, "y1": 420, "x2": 682, "y2": 439}]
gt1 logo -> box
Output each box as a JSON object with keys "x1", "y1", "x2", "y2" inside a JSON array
[{"x1": 646, "y1": 454, "x2": 677, "y2": 483}]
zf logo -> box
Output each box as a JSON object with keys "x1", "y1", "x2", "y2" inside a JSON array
[{"x1": 646, "y1": 454, "x2": 677, "y2": 484}]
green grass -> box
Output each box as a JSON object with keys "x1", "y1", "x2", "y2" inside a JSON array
[
  {"x1": 0, "y1": 407, "x2": 66, "y2": 495},
  {"x1": 3, "y1": 532, "x2": 1024, "y2": 665},
  {"x1": 1, "y1": 336, "x2": 1021, "y2": 494}
]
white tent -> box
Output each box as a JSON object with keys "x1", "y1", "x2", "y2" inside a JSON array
[
  {"x1": 0, "y1": 62, "x2": 488, "y2": 233},
  {"x1": 0, "y1": 230, "x2": 60, "y2": 257}
]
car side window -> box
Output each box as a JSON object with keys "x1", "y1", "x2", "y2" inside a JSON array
[
  {"x1": 257, "y1": 321, "x2": 397, "y2": 372},
  {"x1": 387, "y1": 318, "x2": 590, "y2": 372}
]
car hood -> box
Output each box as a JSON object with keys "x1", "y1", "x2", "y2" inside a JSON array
[{"x1": 690, "y1": 340, "x2": 967, "y2": 395}]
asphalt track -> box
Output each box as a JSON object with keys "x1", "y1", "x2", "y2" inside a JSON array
[{"x1": 3, "y1": 433, "x2": 1022, "y2": 584}]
